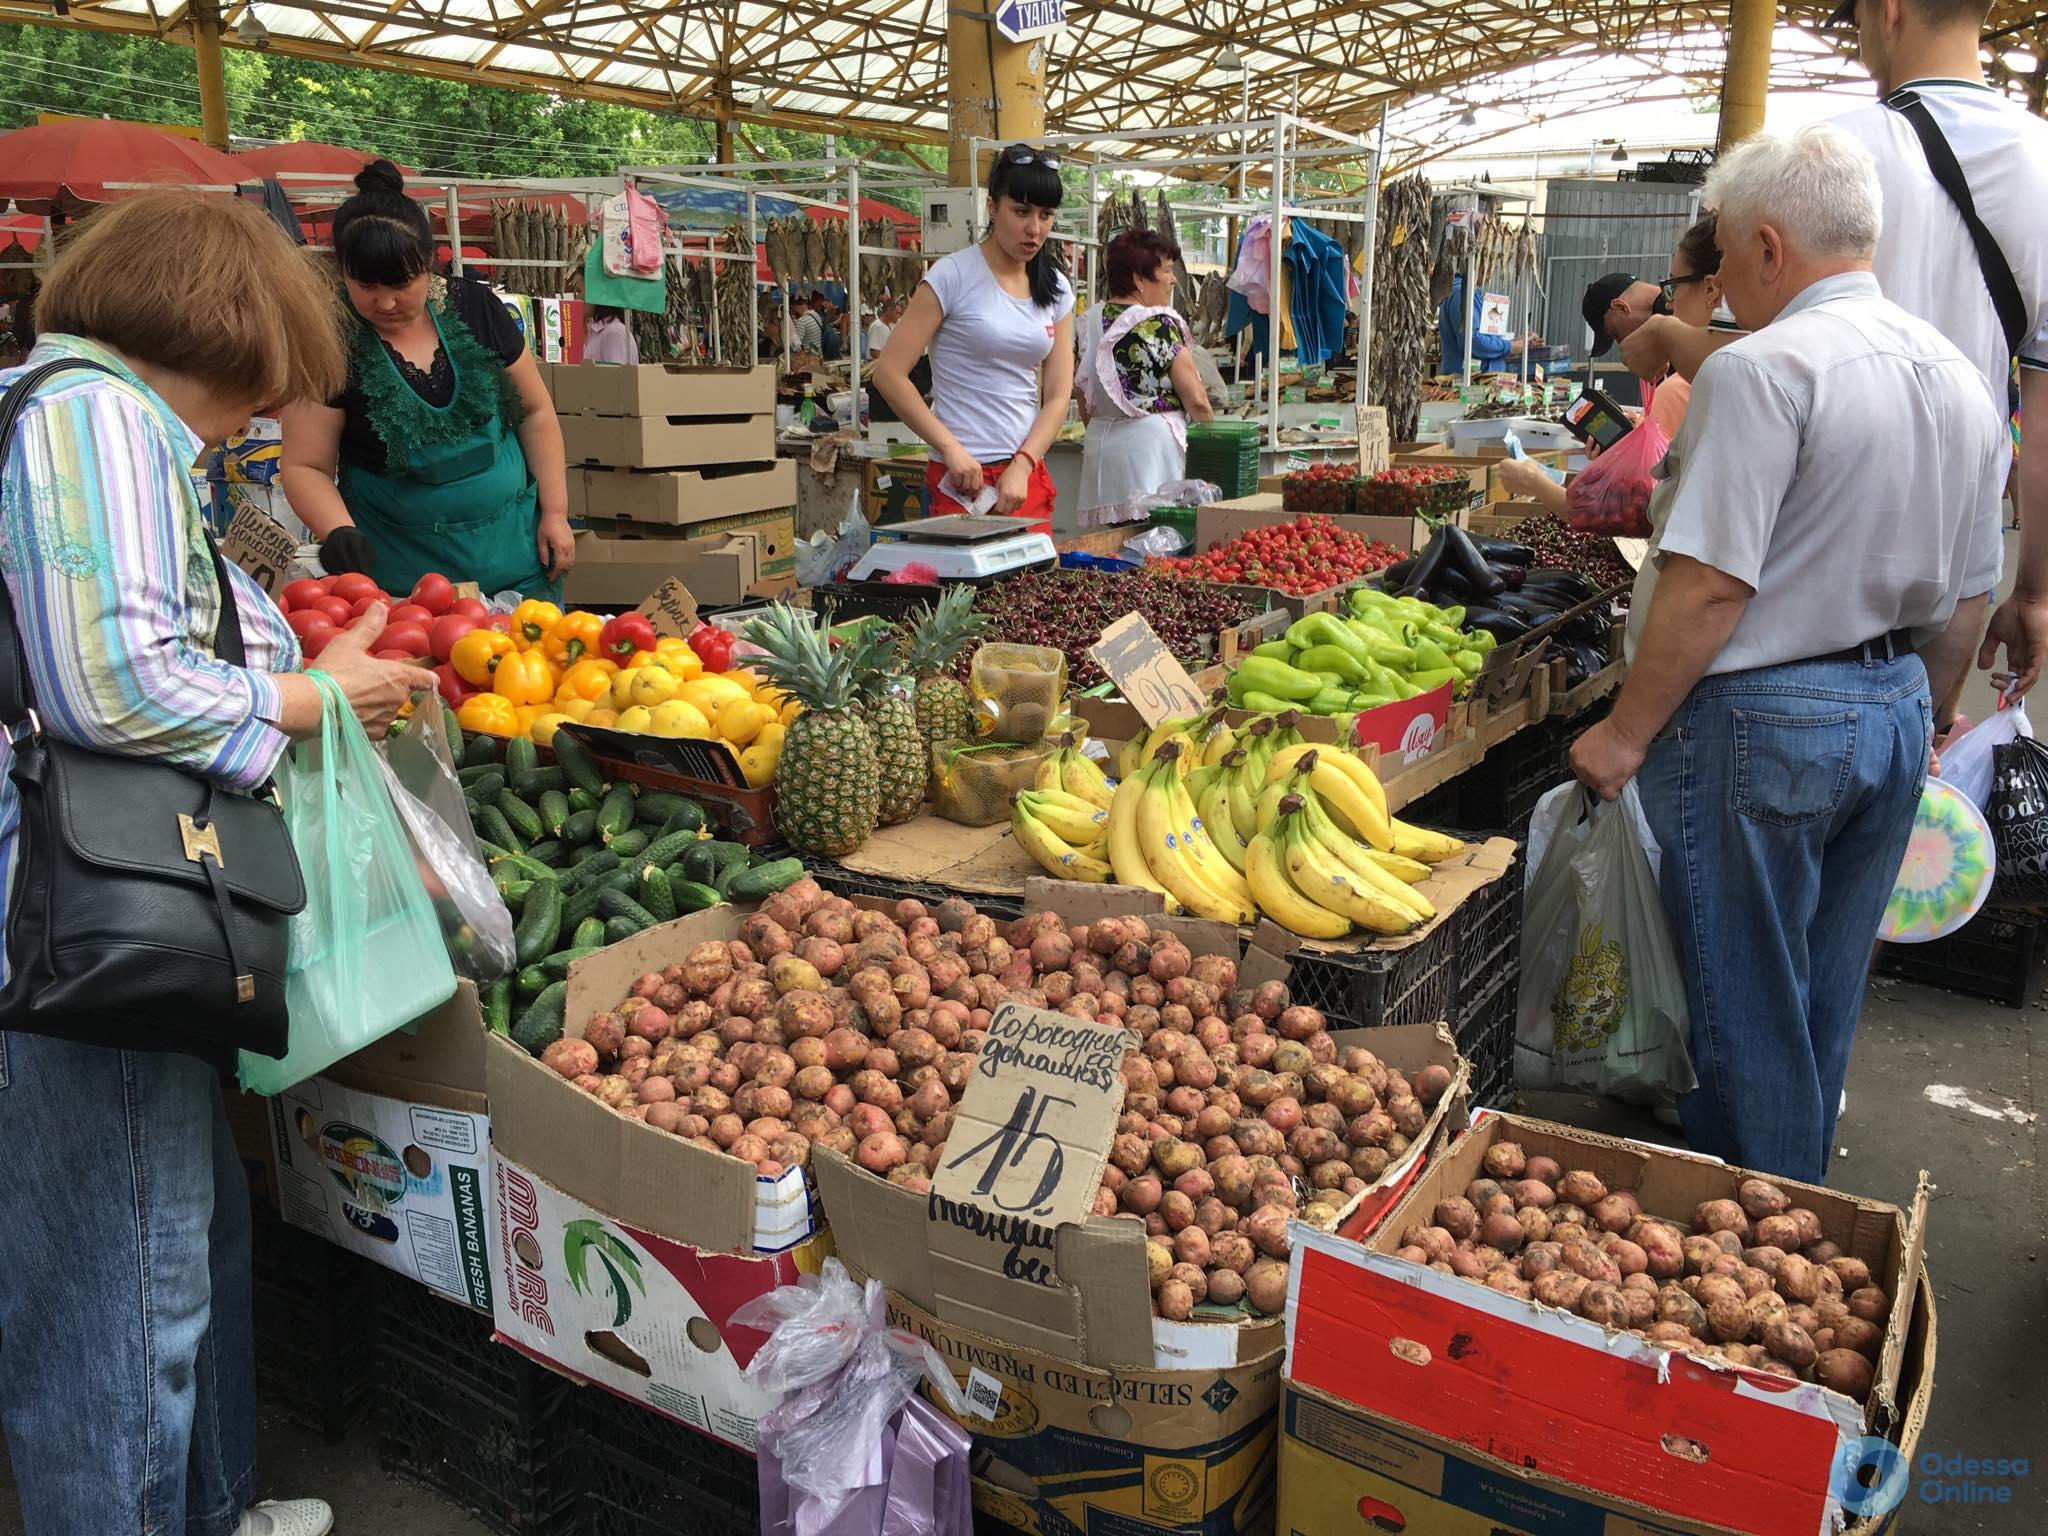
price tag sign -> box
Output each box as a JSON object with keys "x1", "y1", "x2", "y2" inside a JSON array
[
  {"x1": 218, "y1": 501, "x2": 299, "y2": 596},
  {"x1": 1090, "y1": 611, "x2": 1205, "y2": 728},
  {"x1": 929, "y1": 1001, "x2": 1131, "y2": 1290},
  {"x1": 635, "y1": 577, "x2": 700, "y2": 638},
  {"x1": 1611, "y1": 537, "x2": 1650, "y2": 572},
  {"x1": 1477, "y1": 292, "x2": 1513, "y2": 338}
]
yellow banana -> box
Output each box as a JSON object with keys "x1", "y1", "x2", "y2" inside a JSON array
[
  {"x1": 1253, "y1": 771, "x2": 1297, "y2": 838},
  {"x1": 1117, "y1": 732, "x2": 1151, "y2": 783},
  {"x1": 1240, "y1": 717, "x2": 1279, "y2": 783},
  {"x1": 1283, "y1": 810, "x2": 1419, "y2": 935},
  {"x1": 1059, "y1": 745, "x2": 1116, "y2": 811},
  {"x1": 1135, "y1": 761, "x2": 1253, "y2": 923},
  {"x1": 1198, "y1": 774, "x2": 1249, "y2": 875},
  {"x1": 1390, "y1": 817, "x2": 1466, "y2": 864},
  {"x1": 1033, "y1": 749, "x2": 1066, "y2": 795},
  {"x1": 1264, "y1": 740, "x2": 1389, "y2": 825},
  {"x1": 1012, "y1": 799, "x2": 1114, "y2": 881},
  {"x1": 1201, "y1": 720, "x2": 1241, "y2": 769},
  {"x1": 1300, "y1": 752, "x2": 1394, "y2": 851},
  {"x1": 1225, "y1": 750, "x2": 1262, "y2": 844},
  {"x1": 1297, "y1": 789, "x2": 1434, "y2": 921},
  {"x1": 1015, "y1": 789, "x2": 1110, "y2": 845},
  {"x1": 1107, "y1": 770, "x2": 1177, "y2": 907},
  {"x1": 1161, "y1": 751, "x2": 1256, "y2": 908},
  {"x1": 1366, "y1": 849, "x2": 1432, "y2": 884},
  {"x1": 1245, "y1": 827, "x2": 1351, "y2": 939}
]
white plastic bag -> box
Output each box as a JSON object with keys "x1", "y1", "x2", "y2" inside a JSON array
[
  {"x1": 1936, "y1": 696, "x2": 2029, "y2": 813},
  {"x1": 1516, "y1": 781, "x2": 1695, "y2": 1104}
]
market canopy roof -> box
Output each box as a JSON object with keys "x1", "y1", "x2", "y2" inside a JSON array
[{"x1": 16, "y1": 1, "x2": 2046, "y2": 151}]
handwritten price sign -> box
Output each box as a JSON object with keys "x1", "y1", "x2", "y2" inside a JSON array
[
  {"x1": 929, "y1": 1002, "x2": 1131, "y2": 1289},
  {"x1": 636, "y1": 577, "x2": 700, "y2": 638},
  {"x1": 1090, "y1": 611, "x2": 1206, "y2": 729}
]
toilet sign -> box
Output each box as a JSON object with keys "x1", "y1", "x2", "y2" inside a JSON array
[{"x1": 994, "y1": 0, "x2": 1065, "y2": 42}]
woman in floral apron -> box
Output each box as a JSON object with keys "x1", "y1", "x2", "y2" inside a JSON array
[
  {"x1": 280, "y1": 161, "x2": 572, "y2": 599},
  {"x1": 1076, "y1": 228, "x2": 1215, "y2": 522}
]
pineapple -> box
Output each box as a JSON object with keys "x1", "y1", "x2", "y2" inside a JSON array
[
  {"x1": 743, "y1": 605, "x2": 879, "y2": 856},
  {"x1": 898, "y1": 584, "x2": 989, "y2": 752},
  {"x1": 845, "y1": 624, "x2": 926, "y2": 827}
]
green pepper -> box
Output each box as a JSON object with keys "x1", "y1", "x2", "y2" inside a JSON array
[
  {"x1": 1240, "y1": 688, "x2": 1301, "y2": 713},
  {"x1": 1285, "y1": 612, "x2": 1373, "y2": 665},
  {"x1": 1307, "y1": 686, "x2": 1354, "y2": 715},
  {"x1": 1410, "y1": 636, "x2": 1454, "y2": 673},
  {"x1": 1344, "y1": 617, "x2": 1420, "y2": 666},
  {"x1": 1232, "y1": 654, "x2": 1324, "y2": 702},
  {"x1": 1250, "y1": 640, "x2": 1297, "y2": 662},
  {"x1": 1407, "y1": 666, "x2": 1457, "y2": 691},
  {"x1": 1296, "y1": 644, "x2": 1367, "y2": 684},
  {"x1": 1451, "y1": 648, "x2": 1486, "y2": 678}
]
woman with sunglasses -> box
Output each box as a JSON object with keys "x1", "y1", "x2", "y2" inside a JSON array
[
  {"x1": 1499, "y1": 214, "x2": 1723, "y2": 510},
  {"x1": 872, "y1": 145, "x2": 1075, "y2": 531}
]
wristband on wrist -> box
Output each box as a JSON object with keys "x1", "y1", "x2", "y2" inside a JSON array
[{"x1": 1012, "y1": 449, "x2": 1040, "y2": 469}]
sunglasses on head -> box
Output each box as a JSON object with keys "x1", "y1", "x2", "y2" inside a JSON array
[{"x1": 1000, "y1": 144, "x2": 1062, "y2": 171}]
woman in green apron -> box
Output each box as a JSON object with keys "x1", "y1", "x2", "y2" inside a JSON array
[{"x1": 280, "y1": 160, "x2": 572, "y2": 600}]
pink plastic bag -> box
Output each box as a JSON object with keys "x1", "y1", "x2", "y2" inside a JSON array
[{"x1": 1564, "y1": 383, "x2": 1668, "y2": 537}]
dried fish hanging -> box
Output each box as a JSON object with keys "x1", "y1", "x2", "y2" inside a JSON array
[
  {"x1": 1370, "y1": 173, "x2": 1434, "y2": 442},
  {"x1": 706, "y1": 218, "x2": 753, "y2": 367}
]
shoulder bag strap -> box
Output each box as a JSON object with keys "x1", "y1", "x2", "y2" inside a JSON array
[
  {"x1": 0, "y1": 358, "x2": 250, "y2": 730},
  {"x1": 1886, "y1": 88, "x2": 2028, "y2": 358}
]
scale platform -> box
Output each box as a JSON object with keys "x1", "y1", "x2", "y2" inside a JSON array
[{"x1": 849, "y1": 514, "x2": 1057, "y2": 582}]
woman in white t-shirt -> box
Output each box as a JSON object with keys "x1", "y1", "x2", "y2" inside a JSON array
[{"x1": 872, "y1": 146, "x2": 1076, "y2": 530}]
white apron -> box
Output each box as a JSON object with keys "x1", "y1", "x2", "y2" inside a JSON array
[{"x1": 1077, "y1": 302, "x2": 1190, "y2": 522}]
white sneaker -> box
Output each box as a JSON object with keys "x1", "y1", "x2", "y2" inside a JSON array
[{"x1": 236, "y1": 1500, "x2": 334, "y2": 1536}]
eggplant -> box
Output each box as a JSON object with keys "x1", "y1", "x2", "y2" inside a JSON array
[
  {"x1": 1467, "y1": 534, "x2": 1535, "y2": 566},
  {"x1": 1440, "y1": 525, "x2": 1506, "y2": 599},
  {"x1": 1382, "y1": 555, "x2": 1421, "y2": 588},
  {"x1": 1460, "y1": 607, "x2": 1534, "y2": 641},
  {"x1": 1492, "y1": 592, "x2": 1567, "y2": 623},
  {"x1": 1404, "y1": 534, "x2": 1451, "y2": 602},
  {"x1": 1491, "y1": 562, "x2": 1527, "y2": 592}
]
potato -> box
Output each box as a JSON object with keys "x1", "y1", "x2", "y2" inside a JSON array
[
  {"x1": 541, "y1": 1038, "x2": 600, "y2": 1080},
  {"x1": 1636, "y1": 1226, "x2": 1686, "y2": 1280},
  {"x1": 1745, "y1": 1290, "x2": 1789, "y2": 1336},
  {"x1": 1833, "y1": 1316, "x2": 1883, "y2": 1359},
  {"x1": 1433, "y1": 1197, "x2": 1481, "y2": 1242},
  {"x1": 1158, "y1": 1191, "x2": 1196, "y2": 1232},
  {"x1": 1705, "y1": 1295, "x2": 1752, "y2": 1343},
  {"x1": 1480, "y1": 1211, "x2": 1525, "y2": 1253},
  {"x1": 1206, "y1": 1268, "x2": 1246, "y2": 1307},
  {"x1": 1742, "y1": 1245, "x2": 1787, "y2": 1278},
  {"x1": 1694, "y1": 1274, "x2": 1745, "y2": 1314},
  {"x1": 1531, "y1": 1270, "x2": 1588, "y2": 1312},
  {"x1": 1211, "y1": 1232, "x2": 1256, "y2": 1275},
  {"x1": 1801, "y1": 1239, "x2": 1844, "y2": 1266},
  {"x1": 1737, "y1": 1178, "x2": 1790, "y2": 1221},
  {"x1": 1523, "y1": 1155, "x2": 1562, "y2": 1186},
  {"x1": 1156, "y1": 1279, "x2": 1195, "y2": 1321},
  {"x1": 1561, "y1": 1240, "x2": 1620, "y2": 1285},
  {"x1": 1482, "y1": 1141, "x2": 1527, "y2": 1179},
  {"x1": 1644, "y1": 1322, "x2": 1695, "y2": 1347},
  {"x1": 1787, "y1": 1208, "x2": 1824, "y2": 1248},
  {"x1": 1692, "y1": 1200, "x2": 1750, "y2": 1241},
  {"x1": 1605, "y1": 1239, "x2": 1648, "y2": 1278},
  {"x1": 1514, "y1": 1206, "x2": 1553, "y2": 1245},
  {"x1": 1752, "y1": 1214, "x2": 1802, "y2": 1253},
  {"x1": 1173, "y1": 1227, "x2": 1212, "y2": 1269},
  {"x1": 1657, "y1": 1287, "x2": 1707, "y2": 1335},
  {"x1": 1815, "y1": 1348, "x2": 1874, "y2": 1400},
  {"x1": 1578, "y1": 1283, "x2": 1628, "y2": 1329},
  {"x1": 1507, "y1": 1179, "x2": 1556, "y2": 1211},
  {"x1": 1449, "y1": 1245, "x2": 1488, "y2": 1280},
  {"x1": 1774, "y1": 1254, "x2": 1822, "y2": 1303},
  {"x1": 1245, "y1": 1257, "x2": 1290, "y2": 1315},
  {"x1": 1828, "y1": 1256, "x2": 1874, "y2": 1293},
  {"x1": 1242, "y1": 1205, "x2": 1291, "y2": 1260},
  {"x1": 1556, "y1": 1170, "x2": 1607, "y2": 1207},
  {"x1": 1847, "y1": 1286, "x2": 1890, "y2": 1323}
]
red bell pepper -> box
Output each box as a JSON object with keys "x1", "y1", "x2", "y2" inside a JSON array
[
  {"x1": 687, "y1": 623, "x2": 735, "y2": 672},
  {"x1": 599, "y1": 612, "x2": 658, "y2": 662},
  {"x1": 434, "y1": 662, "x2": 480, "y2": 707}
]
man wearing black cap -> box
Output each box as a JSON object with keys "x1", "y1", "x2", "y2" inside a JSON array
[{"x1": 1581, "y1": 271, "x2": 1663, "y2": 361}]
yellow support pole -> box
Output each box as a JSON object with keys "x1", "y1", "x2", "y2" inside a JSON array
[
  {"x1": 1717, "y1": 0, "x2": 1776, "y2": 152},
  {"x1": 946, "y1": 8, "x2": 1047, "y2": 188},
  {"x1": 191, "y1": 0, "x2": 231, "y2": 151}
]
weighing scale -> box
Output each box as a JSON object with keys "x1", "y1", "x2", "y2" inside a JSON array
[{"x1": 848, "y1": 514, "x2": 1057, "y2": 583}]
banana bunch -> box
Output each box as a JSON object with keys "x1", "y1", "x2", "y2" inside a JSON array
[
  {"x1": 1034, "y1": 733, "x2": 1115, "y2": 811},
  {"x1": 1108, "y1": 741, "x2": 1255, "y2": 921},
  {"x1": 1115, "y1": 707, "x2": 1229, "y2": 785},
  {"x1": 1012, "y1": 784, "x2": 1114, "y2": 882}
]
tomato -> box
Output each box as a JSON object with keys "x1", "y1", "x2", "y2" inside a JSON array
[
  {"x1": 387, "y1": 603, "x2": 434, "y2": 628},
  {"x1": 428, "y1": 613, "x2": 482, "y2": 662},
  {"x1": 409, "y1": 573, "x2": 456, "y2": 615},
  {"x1": 280, "y1": 578, "x2": 328, "y2": 613},
  {"x1": 311, "y1": 596, "x2": 355, "y2": 627},
  {"x1": 448, "y1": 597, "x2": 489, "y2": 620},
  {"x1": 480, "y1": 613, "x2": 514, "y2": 636},
  {"x1": 381, "y1": 622, "x2": 432, "y2": 657},
  {"x1": 330, "y1": 572, "x2": 383, "y2": 605},
  {"x1": 299, "y1": 626, "x2": 338, "y2": 660},
  {"x1": 349, "y1": 594, "x2": 391, "y2": 619},
  {"x1": 372, "y1": 648, "x2": 418, "y2": 663},
  {"x1": 286, "y1": 609, "x2": 336, "y2": 642}
]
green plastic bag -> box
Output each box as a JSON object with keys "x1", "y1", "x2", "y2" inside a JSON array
[{"x1": 239, "y1": 673, "x2": 458, "y2": 1094}]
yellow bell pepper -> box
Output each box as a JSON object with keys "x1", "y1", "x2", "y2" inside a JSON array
[
  {"x1": 451, "y1": 628, "x2": 516, "y2": 687},
  {"x1": 456, "y1": 693, "x2": 519, "y2": 738},
  {"x1": 513, "y1": 704, "x2": 546, "y2": 734},
  {"x1": 511, "y1": 598, "x2": 563, "y2": 648},
  {"x1": 555, "y1": 657, "x2": 617, "y2": 705},
  {"x1": 624, "y1": 664, "x2": 681, "y2": 710},
  {"x1": 541, "y1": 610, "x2": 604, "y2": 667},
  {"x1": 492, "y1": 649, "x2": 556, "y2": 706}
]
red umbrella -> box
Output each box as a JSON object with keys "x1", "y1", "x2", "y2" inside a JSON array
[
  {"x1": 0, "y1": 213, "x2": 45, "y2": 253},
  {"x1": 805, "y1": 195, "x2": 919, "y2": 229},
  {"x1": 234, "y1": 141, "x2": 415, "y2": 181},
  {"x1": 0, "y1": 119, "x2": 246, "y2": 212}
]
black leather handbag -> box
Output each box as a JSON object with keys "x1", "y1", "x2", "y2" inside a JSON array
[{"x1": 0, "y1": 358, "x2": 306, "y2": 1060}]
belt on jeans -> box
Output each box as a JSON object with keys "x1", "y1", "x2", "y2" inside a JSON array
[{"x1": 1811, "y1": 628, "x2": 1916, "y2": 665}]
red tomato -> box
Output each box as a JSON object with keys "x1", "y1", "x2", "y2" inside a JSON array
[
  {"x1": 371, "y1": 648, "x2": 418, "y2": 663},
  {"x1": 428, "y1": 613, "x2": 482, "y2": 663},
  {"x1": 387, "y1": 603, "x2": 435, "y2": 628},
  {"x1": 409, "y1": 573, "x2": 456, "y2": 615},
  {"x1": 299, "y1": 627, "x2": 338, "y2": 660},
  {"x1": 350, "y1": 594, "x2": 392, "y2": 619},
  {"x1": 280, "y1": 578, "x2": 327, "y2": 613},
  {"x1": 480, "y1": 613, "x2": 514, "y2": 636},
  {"x1": 381, "y1": 622, "x2": 432, "y2": 657},
  {"x1": 330, "y1": 572, "x2": 382, "y2": 605},
  {"x1": 285, "y1": 610, "x2": 336, "y2": 642},
  {"x1": 448, "y1": 597, "x2": 489, "y2": 620},
  {"x1": 311, "y1": 597, "x2": 355, "y2": 627}
]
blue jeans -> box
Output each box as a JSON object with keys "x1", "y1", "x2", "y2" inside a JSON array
[
  {"x1": 1636, "y1": 654, "x2": 1930, "y2": 1183},
  {"x1": 0, "y1": 1032, "x2": 257, "y2": 1536}
]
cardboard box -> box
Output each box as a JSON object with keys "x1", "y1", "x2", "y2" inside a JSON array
[
  {"x1": 568, "y1": 459, "x2": 796, "y2": 528},
  {"x1": 330, "y1": 979, "x2": 489, "y2": 1103},
  {"x1": 491, "y1": 1151, "x2": 832, "y2": 1451},
  {"x1": 1197, "y1": 493, "x2": 1439, "y2": 561},
  {"x1": 863, "y1": 455, "x2": 929, "y2": 524},
  {"x1": 1285, "y1": 1113, "x2": 1932, "y2": 1536},
  {"x1": 1393, "y1": 448, "x2": 1567, "y2": 504},
  {"x1": 886, "y1": 1288, "x2": 1286, "y2": 1536},
  {"x1": 558, "y1": 410, "x2": 777, "y2": 471},
  {"x1": 552, "y1": 362, "x2": 776, "y2": 419},
  {"x1": 565, "y1": 515, "x2": 791, "y2": 608},
  {"x1": 271, "y1": 1077, "x2": 495, "y2": 1312}
]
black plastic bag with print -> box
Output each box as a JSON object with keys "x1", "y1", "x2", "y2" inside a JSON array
[{"x1": 1987, "y1": 735, "x2": 2048, "y2": 905}]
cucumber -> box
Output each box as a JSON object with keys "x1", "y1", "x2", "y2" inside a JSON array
[
  {"x1": 639, "y1": 830, "x2": 701, "y2": 873},
  {"x1": 463, "y1": 733, "x2": 501, "y2": 769},
  {"x1": 560, "y1": 809, "x2": 598, "y2": 848},
  {"x1": 541, "y1": 945, "x2": 604, "y2": 980},
  {"x1": 442, "y1": 704, "x2": 465, "y2": 752},
  {"x1": 596, "y1": 785, "x2": 636, "y2": 841},
  {"x1": 512, "y1": 765, "x2": 567, "y2": 800},
  {"x1": 473, "y1": 804, "x2": 521, "y2": 853},
  {"x1": 491, "y1": 849, "x2": 557, "y2": 885},
  {"x1": 457, "y1": 765, "x2": 507, "y2": 795},
  {"x1": 515, "y1": 964, "x2": 550, "y2": 1000},
  {"x1": 551, "y1": 729, "x2": 605, "y2": 797},
  {"x1": 491, "y1": 864, "x2": 525, "y2": 899},
  {"x1": 726, "y1": 857, "x2": 805, "y2": 902},
  {"x1": 505, "y1": 736, "x2": 539, "y2": 780},
  {"x1": 510, "y1": 982, "x2": 567, "y2": 1054},
  {"x1": 525, "y1": 839, "x2": 563, "y2": 868},
  {"x1": 607, "y1": 828, "x2": 650, "y2": 860},
  {"x1": 496, "y1": 790, "x2": 544, "y2": 845},
  {"x1": 603, "y1": 916, "x2": 643, "y2": 945},
  {"x1": 681, "y1": 839, "x2": 748, "y2": 887},
  {"x1": 597, "y1": 887, "x2": 658, "y2": 930},
  {"x1": 482, "y1": 976, "x2": 513, "y2": 1034},
  {"x1": 566, "y1": 787, "x2": 599, "y2": 815},
  {"x1": 637, "y1": 865, "x2": 676, "y2": 923},
  {"x1": 561, "y1": 881, "x2": 608, "y2": 933},
  {"x1": 559, "y1": 849, "x2": 622, "y2": 894},
  {"x1": 634, "y1": 792, "x2": 703, "y2": 831},
  {"x1": 570, "y1": 916, "x2": 607, "y2": 951},
  {"x1": 513, "y1": 879, "x2": 563, "y2": 966},
  {"x1": 669, "y1": 877, "x2": 724, "y2": 913},
  {"x1": 599, "y1": 868, "x2": 639, "y2": 895},
  {"x1": 502, "y1": 879, "x2": 533, "y2": 913},
  {"x1": 538, "y1": 790, "x2": 571, "y2": 839}
]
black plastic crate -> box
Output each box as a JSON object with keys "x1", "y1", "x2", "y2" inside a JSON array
[
  {"x1": 1455, "y1": 967, "x2": 1517, "y2": 1105},
  {"x1": 1286, "y1": 915, "x2": 1458, "y2": 1030},
  {"x1": 799, "y1": 853, "x2": 1025, "y2": 922},
  {"x1": 1454, "y1": 846, "x2": 1524, "y2": 995},
  {"x1": 1876, "y1": 907, "x2": 2046, "y2": 1008},
  {"x1": 249, "y1": 1205, "x2": 381, "y2": 1442},
  {"x1": 373, "y1": 1274, "x2": 581, "y2": 1536},
  {"x1": 581, "y1": 1387, "x2": 762, "y2": 1536},
  {"x1": 1444, "y1": 717, "x2": 1572, "y2": 837}
]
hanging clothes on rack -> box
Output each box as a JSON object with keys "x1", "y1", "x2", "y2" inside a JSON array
[{"x1": 1225, "y1": 220, "x2": 1350, "y2": 367}]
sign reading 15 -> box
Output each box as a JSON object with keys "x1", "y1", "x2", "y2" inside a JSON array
[{"x1": 943, "y1": 1085, "x2": 1072, "y2": 1216}]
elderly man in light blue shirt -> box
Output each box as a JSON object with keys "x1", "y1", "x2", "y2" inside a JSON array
[{"x1": 1571, "y1": 123, "x2": 2006, "y2": 1182}]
